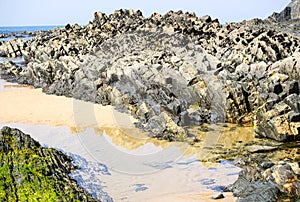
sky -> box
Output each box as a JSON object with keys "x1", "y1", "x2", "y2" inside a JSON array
[{"x1": 0, "y1": 0, "x2": 291, "y2": 26}]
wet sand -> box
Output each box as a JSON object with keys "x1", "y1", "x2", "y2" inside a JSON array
[{"x1": 0, "y1": 79, "x2": 240, "y2": 201}]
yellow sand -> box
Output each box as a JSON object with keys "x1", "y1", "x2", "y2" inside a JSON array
[{"x1": 0, "y1": 82, "x2": 137, "y2": 130}]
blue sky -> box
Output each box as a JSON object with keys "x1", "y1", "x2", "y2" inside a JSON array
[{"x1": 0, "y1": 0, "x2": 290, "y2": 26}]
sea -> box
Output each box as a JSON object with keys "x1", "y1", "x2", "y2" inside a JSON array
[
  {"x1": 0, "y1": 25, "x2": 63, "y2": 35},
  {"x1": 0, "y1": 25, "x2": 63, "y2": 41}
]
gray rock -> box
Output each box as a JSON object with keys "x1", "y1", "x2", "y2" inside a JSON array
[
  {"x1": 226, "y1": 166, "x2": 281, "y2": 202},
  {"x1": 274, "y1": 0, "x2": 300, "y2": 21},
  {"x1": 226, "y1": 161, "x2": 300, "y2": 201},
  {"x1": 246, "y1": 145, "x2": 277, "y2": 153},
  {"x1": 211, "y1": 192, "x2": 225, "y2": 200},
  {"x1": 1, "y1": 8, "x2": 299, "y2": 143}
]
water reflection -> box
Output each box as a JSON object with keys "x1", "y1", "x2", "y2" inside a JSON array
[
  {"x1": 0, "y1": 123, "x2": 241, "y2": 202},
  {"x1": 0, "y1": 79, "x2": 245, "y2": 201},
  {"x1": 75, "y1": 123, "x2": 255, "y2": 168}
]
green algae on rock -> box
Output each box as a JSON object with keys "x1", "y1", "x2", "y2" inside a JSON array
[{"x1": 0, "y1": 126, "x2": 99, "y2": 202}]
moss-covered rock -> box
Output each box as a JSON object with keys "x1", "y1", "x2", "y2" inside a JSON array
[{"x1": 0, "y1": 126, "x2": 100, "y2": 202}]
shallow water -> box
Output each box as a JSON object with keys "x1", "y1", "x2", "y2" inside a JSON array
[
  {"x1": 0, "y1": 79, "x2": 245, "y2": 201},
  {"x1": 0, "y1": 123, "x2": 241, "y2": 201}
]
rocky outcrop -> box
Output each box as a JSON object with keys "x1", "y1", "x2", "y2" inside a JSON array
[
  {"x1": 0, "y1": 126, "x2": 101, "y2": 201},
  {"x1": 0, "y1": 39, "x2": 27, "y2": 58},
  {"x1": 225, "y1": 161, "x2": 300, "y2": 201},
  {"x1": 272, "y1": 0, "x2": 300, "y2": 22},
  {"x1": 0, "y1": 9, "x2": 299, "y2": 141},
  {"x1": 218, "y1": 57, "x2": 300, "y2": 141},
  {"x1": 43, "y1": 30, "x2": 225, "y2": 140}
]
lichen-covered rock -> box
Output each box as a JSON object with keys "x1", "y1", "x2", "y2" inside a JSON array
[
  {"x1": 0, "y1": 126, "x2": 101, "y2": 202},
  {"x1": 255, "y1": 94, "x2": 300, "y2": 141}
]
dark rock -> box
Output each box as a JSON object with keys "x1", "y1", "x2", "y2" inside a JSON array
[
  {"x1": 261, "y1": 162, "x2": 275, "y2": 169},
  {"x1": 270, "y1": 82, "x2": 283, "y2": 95},
  {"x1": 288, "y1": 111, "x2": 300, "y2": 122},
  {"x1": 284, "y1": 94, "x2": 300, "y2": 112},
  {"x1": 226, "y1": 166, "x2": 281, "y2": 202},
  {"x1": 282, "y1": 81, "x2": 299, "y2": 95}
]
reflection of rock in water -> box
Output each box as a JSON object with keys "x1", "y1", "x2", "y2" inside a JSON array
[
  {"x1": 89, "y1": 123, "x2": 256, "y2": 166},
  {"x1": 95, "y1": 127, "x2": 172, "y2": 151},
  {"x1": 0, "y1": 123, "x2": 241, "y2": 202},
  {"x1": 185, "y1": 123, "x2": 255, "y2": 163}
]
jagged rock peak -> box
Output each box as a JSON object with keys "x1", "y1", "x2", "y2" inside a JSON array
[
  {"x1": 91, "y1": 9, "x2": 217, "y2": 26},
  {"x1": 273, "y1": 0, "x2": 300, "y2": 21}
]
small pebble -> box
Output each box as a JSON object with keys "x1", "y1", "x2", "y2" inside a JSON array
[
  {"x1": 278, "y1": 161, "x2": 286, "y2": 165},
  {"x1": 261, "y1": 162, "x2": 275, "y2": 169},
  {"x1": 211, "y1": 192, "x2": 225, "y2": 200},
  {"x1": 234, "y1": 158, "x2": 245, "y2": 166}
]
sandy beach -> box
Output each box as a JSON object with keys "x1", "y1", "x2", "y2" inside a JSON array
[{"x1": 0, "y1": 79, "x2": 137, "y2": 130}]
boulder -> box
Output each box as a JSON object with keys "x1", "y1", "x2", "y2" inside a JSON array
[
  {"x1": 0, "y1": 39, "x2": 25, "y2": 58},
  {"x1": 226, "y1": 161, "x2": 300, "y2": 201}
]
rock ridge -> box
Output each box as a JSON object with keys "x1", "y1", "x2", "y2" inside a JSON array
[{"x1": 0, "y1": 9, "x2": 299, "y2": 141}]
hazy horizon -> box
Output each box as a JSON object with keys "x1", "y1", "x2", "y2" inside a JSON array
[{"x1": 1, "y1": 0, "x2": 291, "y2": 26}]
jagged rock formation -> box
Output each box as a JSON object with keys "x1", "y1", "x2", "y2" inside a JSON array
[
  {"x1": 0, "y1": 126, "x2": 100, "y2": 202},
  {"x1": 225, "y1": 161, "x2": 300, "y2": 201},
  {"x1": 272, "y1": 0, "x2": 300, "y2": 21},
  {"x1": 0, "y1": 39, "x2": 27, "y2": 58},
  {"x1": 0, "y1": 9, "x2": 299, "y2": 142}
]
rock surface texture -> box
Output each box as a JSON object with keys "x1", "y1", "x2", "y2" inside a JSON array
[
  {"x1": 273, "y1": 0, "x2": 300, "y2": 21},
  {"x1": 0, "y1": 127, "x2": 100, "y2": 201},
  {"x1": 226, "y1": 161, "x2": 300, "y2": 201}
]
